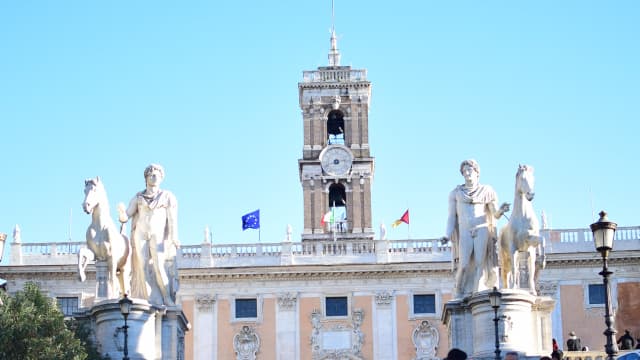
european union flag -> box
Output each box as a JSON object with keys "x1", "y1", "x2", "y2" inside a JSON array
[{"x1": 242, "y1": 209, "x2": 260, "y2": 230}]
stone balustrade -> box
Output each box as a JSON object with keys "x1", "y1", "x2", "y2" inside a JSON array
[
  {"x1": 7, "y1": 226, "x2": 640, "y2": 267},
  {"x1": 301, "y1": 68, "x2": 367, "y2": 83},
  {"x1": 542, "y1": 226, "x2": 640, "y2": 253}
]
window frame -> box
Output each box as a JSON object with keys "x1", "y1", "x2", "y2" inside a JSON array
[
  {"x1": 56, "y1": 296, "x2": 80, "y2": 317},
  {"x1": 231, "y1": 295, "x2": 263, "y2": 322},
  {"x1": 409, "y1": 291, "x2": 440, "y2": 319},
  {"x1": 323, "y1": 295, "x2": 350, "y2": 319},
  {"x1": 586, "y1": 283, "x2": 606, "y2": 307}
]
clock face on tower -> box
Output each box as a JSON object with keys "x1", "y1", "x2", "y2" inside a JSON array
[{"x1": 320, "y1": 145, "x2": 354, "y2": 176}]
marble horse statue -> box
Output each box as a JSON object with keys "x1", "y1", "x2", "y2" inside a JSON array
[
  {"x1": 499, "y1": 165, "x2": 544, "y2": 294},
  {"x1": 78, "y1": 177, "x2": 130, "y2": 298}
]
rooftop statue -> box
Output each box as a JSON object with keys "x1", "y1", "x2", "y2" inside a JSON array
[
  {"x1": 499, "y1": 164, "x2": 544, "y2": 294},
  {"x1": 118, "y1": 164, "x2": 180, "y2": 306},
  {"x1": 78, "y1": 177, "x2": 131, "y2": 298},
  {"x1": 442, "y1": 159, "x2": 510, "y2": 298}
]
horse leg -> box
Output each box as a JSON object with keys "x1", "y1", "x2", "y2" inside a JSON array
[
  {"x1": 77, "y1": 250, "x2": 86, "y2": 282},
  {"x1": 499, "y1": 233, "x2": 508, "y2": 288},
  {"x1": 116, "y1": 261, "x2": 126, "y2": 297},
  {"x1": 105, "y1": 253, "x2": 119, "y2": 298},
  {"x1": 511, "y1": 250, "x2": 519, "y2": 289},
  {"x1": 77, "y1": 248, "x2": 94, "y2": 282},
  {"x1": 501, "y1": 248, "x2": 511, "y2": 289},
  {"x1": 528, "y1": 247, "x2": 537, "y2": 295},
  {"x1": 116, "y1": 243, "x2": 131, "y2": 297}
]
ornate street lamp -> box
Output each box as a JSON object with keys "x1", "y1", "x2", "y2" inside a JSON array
[
  {"x1": 119, "y1": 294, "x2": 133, "y2": 360},
  {"x1": 489, "y1": 287, "x2": 502, "y2": 360},
  {"x1": 590, "y1": 211, "x2": 618, "y2": 360}
]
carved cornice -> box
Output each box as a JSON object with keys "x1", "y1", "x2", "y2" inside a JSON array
[
  {"x1": 195, "y1": 294, "x2": 216, "y2": 312},
  {"x1": 277, "y1": 292, "x2": 297, "y2": 311},
  {"x1": 299, "y1": 82, "x2": 370, "y2": 90},
  {"x1": 179, "y1": 263, "x2": 452, "y2": 282},
  {"x1": 545, "y1": 252, "x2": 640, "y2": 268}
]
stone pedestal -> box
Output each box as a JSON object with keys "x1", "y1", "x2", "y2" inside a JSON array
[
  {"x1": 81, "y1": 298, "x2": 189, "y2": 360},
  {"x1": 443, "y1": 289, "x2": 554, "y2": 360}
]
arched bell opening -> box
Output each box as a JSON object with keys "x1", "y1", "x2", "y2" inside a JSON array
[
  {"x1": 326, "y1": 183, "x2": 347, "y2": 233},
  {"x1": 327, "y1": 110, "x2": 345, "y2": 145}
]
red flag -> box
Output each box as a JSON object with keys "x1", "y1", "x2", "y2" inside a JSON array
[{"x1": 392, "y1": 209, "x2": 409, "y2": 228}]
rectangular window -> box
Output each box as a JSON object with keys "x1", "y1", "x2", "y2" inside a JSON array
[
  {"x1": 588, "y1": 284, "x2": 605, "y2": 305},
  {"x1": 413, "y1": 294, "x2": 436, "y2": 314},
  {"x1": 56, "y1": 297, "x2": 79, "y2": 317},
  {"x1": 325, "y1": 296, "x2": 348, "y2": 317},
  {"x1": 235, "y1": 298, "x2": 257, "y2": 318}
]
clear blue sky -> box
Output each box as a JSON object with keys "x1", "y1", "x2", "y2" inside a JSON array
[{"x1": 1, "y1": 1, "x2": 638, "y2": 263}]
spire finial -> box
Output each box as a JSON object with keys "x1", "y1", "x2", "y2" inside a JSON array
[{"x1": 328, "y1": 0, "x2": 341, "y2": 66}]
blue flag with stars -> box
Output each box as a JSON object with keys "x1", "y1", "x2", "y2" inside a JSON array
[{"x1": 242, "y1": 209, "x2": 260, "y2": 230}]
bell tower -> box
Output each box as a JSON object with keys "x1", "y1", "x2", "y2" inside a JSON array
[{"x1": 298, "y1": 27, "x2": 374, "y2": 241}]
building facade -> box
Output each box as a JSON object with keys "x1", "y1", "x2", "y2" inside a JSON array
[{"x1": 3, "y1": 226, "x2": 640, "y2": 359}]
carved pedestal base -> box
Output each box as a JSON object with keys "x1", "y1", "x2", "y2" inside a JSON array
[
  {"x1": 78, "y1": 298, "x2": 189, "y2": 360},
  {"x1": 443, "y1": 289, "x2": 554, "y2": 360}
]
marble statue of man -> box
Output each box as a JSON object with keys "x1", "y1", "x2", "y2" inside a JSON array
[
  {"x1": 119, "y1": 164, "x2": 180, "y2": 306},
  {"x1": 442, "y1": 159, "x2": 509, "y2": 298}
]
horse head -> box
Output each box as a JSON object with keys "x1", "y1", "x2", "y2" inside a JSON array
[
  {"x1": 82, "y1": 176, "x2": 106, "y2": 214},
  {"x1": 516, "y1": 164, "x2": 535, "y2": 201}
]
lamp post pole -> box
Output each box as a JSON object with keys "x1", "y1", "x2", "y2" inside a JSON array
[
  {"x1": 119, "y1": 294, "x2": 133, "y2": 360},
  {"x1": 123, "y1": 312, "x2": 130, "y2": 360},
  {"x1": 600, "y1": 251, "x2": 617, "y2": 360},
  {"x1": 590, "y1": 211, "x2": 618, "y2": 360},
  {"x1": 489, "y1": 287, "x2": 502, "y2": 360}
]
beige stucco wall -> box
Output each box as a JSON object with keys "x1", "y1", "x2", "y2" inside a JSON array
[
  {"x1": 560, "y1": 284, "x2": 604, "y2": 351},
  {"x1": 353, "y1": 295, "x2": 373, "y2": 358},
  {"x1": 217, "y1": 299, "x2": 233, "y2": 358},
  {"x1": 260, "y1": 298, "x2": 277, "y2": 358},
  {"x1": 396, "y1": 294, "x2": 413, "y2": 359},
  {"x1": 182, "y1": 299, "x2": 194, "y2": 360},
  {"x1": 300, "y1": 296, "x2": 321, "y2": 359},
  {"x1": 616, "y1": 282, "x2": 640, "y2": 345}
]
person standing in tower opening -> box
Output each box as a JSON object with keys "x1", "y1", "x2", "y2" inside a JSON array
[
  {"x1": 442, "y1": 159, "x2": 510, "y2": 298},
  {"x1": 119, "y1": 164, "x2": 180, "y2": 306}
]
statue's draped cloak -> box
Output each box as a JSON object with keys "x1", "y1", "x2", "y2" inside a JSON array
[{"x1": 449, "y1": 184, "x2": 500, "y2": 292}]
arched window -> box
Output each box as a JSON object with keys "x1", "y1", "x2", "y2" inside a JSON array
[
  {"x1": 327, "y1": 110, "x2": 345, "y2": 145},
  {"x1": 327, "y1": 183, "x2": 347, "y2": 232},
  {"x1": 328, "y1": 183, "x2": 346, "y2": 208}
]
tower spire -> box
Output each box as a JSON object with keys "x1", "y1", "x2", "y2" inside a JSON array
[{"x1": 328, "y1": 0, "x2": 341, "y2": 66}]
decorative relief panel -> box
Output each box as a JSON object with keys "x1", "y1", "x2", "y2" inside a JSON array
[
  {"x1": 234, "y1": 325, "x2": 260, "y2": 360},
  {"x1": 196, "y1": 294, "x2": 216, "y2": 312},
  {"x1": 499, "y1": 314, "x2": 513, "y2": 342},
  {"x1": 412, "y1": 320, "x2": 439, "y2": 360},
  {"x1": 375, "y1": 291, "x2": 393, "y2": 306},
  {"x1": 310, "y1": 308, "x2": 364, "y2": 360},
  {"x1": 537, "y1": 281, "x2": 558, "y2": 297},
  {"x1": 278, "y1": 292, "x2": 297, "y2": 311}
]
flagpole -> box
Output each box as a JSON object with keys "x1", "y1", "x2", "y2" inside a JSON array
[
  {"x1": 406, "y1": 204, "x2": 410, "y2": 239},
  {"x1": 332, "y1": 201, "x2": 336, "y2": 242}
]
